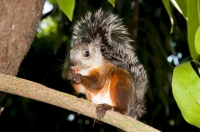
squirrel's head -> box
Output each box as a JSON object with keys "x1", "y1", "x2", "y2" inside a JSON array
[{"x1": 69, "y1": 37, "x2": 103, "y2": 75}]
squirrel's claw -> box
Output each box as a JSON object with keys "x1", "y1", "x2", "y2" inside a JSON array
[
  {"x1": 96, "y1": 104, "x2": 113, "y2": 120},
  {"x1": 66, "y1": 70, "x2": 74, "y2": 80},
  {"x1": 66, "y1": 70, "x2": 82, "y2": 83},
  {"x1": 73, "y1": 74, "x2": 81, "y2": 83}
]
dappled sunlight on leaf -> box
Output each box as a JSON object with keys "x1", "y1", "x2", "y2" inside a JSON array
[{"x1": 37, "y1": 16, "x2": 58, "y2": 38}]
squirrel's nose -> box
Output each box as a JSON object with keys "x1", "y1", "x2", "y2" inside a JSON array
[{"x1": 69, "y1": 60, "x2": 76, "y2": 67}]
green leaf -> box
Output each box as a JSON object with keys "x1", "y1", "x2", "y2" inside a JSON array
[
  {"x1": 163, "y1": 0, "x2": 174, "y2": 33},
  {"x1": 187, "y1": 0, "x2": 200, "y2": 60},
  {"x1": 57, "y1": 0, "x2": 75, "y2": 21},
  {"x1": 171, "y1": 0, "x2": 187, "y2": 19},
  {"x1": 172, "y1": 61, "x2": 200, "y2": 128},
  {"x1": 195, "y1": 27, "x2": 200, "y2": 54},
  {"x1": 108, "y1": 0, "x2": 115, "y2": 7}
]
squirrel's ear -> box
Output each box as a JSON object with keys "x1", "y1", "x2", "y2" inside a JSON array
[
  {"x1": 74, "y1": 38, "x2": 81, "y2": 45},
  {"x1": 94, "y1": 37, "x2": 102, "y2": 46}
]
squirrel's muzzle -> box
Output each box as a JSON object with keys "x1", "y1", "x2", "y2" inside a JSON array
[{"x1": 69, "y1": 60, "x2": 77, "y2": 67}]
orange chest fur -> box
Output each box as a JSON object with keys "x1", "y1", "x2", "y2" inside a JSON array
[
  {"x1": 72, "y1": 80, "x2": 114, "y2": 106},
  {"x1": 71, "y1": 64, "x2": 131, "y2": 106}
]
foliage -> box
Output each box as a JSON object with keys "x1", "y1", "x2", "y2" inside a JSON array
[
  {"x1": 163, "y1": 0, "x2": 174, "y2": 33},
  {"x1": 172, "y1": 61, "x2": 200, "y2": 128},
  {"x1": 187, "y1": 0, "x2": 200, "y2": 61},
  {"x1": 195, "y1": 27, "x2": 200, "y2": 54},
  {"x1": 57, "y1": 0, "x2": 75, "y2": 21},
  {"x1": 108, "y1": 0, "x2": 115, "y2": 7},
  {"x1": 163, "y1": 0, "x2": 200, "y2": 60},
  {"x1": 56, "y1": 0, "x2": 115, "y2": 21},
  {"x1": 163, "y1": 0, "x2": 200, "y2": 128}
]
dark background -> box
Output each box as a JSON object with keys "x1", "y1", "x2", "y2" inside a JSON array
[{"x1": 0, "y1": 0, "x2": 199, "y2": 131}]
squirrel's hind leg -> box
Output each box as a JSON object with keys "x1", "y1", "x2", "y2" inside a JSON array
[
  {"x1": 96, "y1": 104, "x2": 127, "y2": 119},
  {"x1": 96, "y1": 104, "x2": 113, "y2": 119}
]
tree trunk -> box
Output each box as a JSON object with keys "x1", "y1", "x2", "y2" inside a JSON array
[{"x1": 0, "y1": 0, "x2": 45, "y2": 114}]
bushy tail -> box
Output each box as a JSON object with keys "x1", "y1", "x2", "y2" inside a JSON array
[{"x1": 129, "y1": 55, "x2": 148, "y2": 118}]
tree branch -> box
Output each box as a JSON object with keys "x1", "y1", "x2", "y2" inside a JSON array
[{"x1": 0, "y1": 74, "x2": 160, "y2": 132}]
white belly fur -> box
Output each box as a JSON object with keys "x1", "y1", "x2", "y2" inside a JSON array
[
  {"x1": 79, "y1": 85, "x2": 85, "y2": 94},
  {"x1": 78, "y1": 67, "x2": 113, "y2": 105},
  {"x1": 91, "y1": 82, "x2": 113, "y2": 106}
]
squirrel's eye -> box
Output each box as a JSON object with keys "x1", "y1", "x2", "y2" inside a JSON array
[{"x1": 84, "y1": 51, "x2": 90, "y2": 57}]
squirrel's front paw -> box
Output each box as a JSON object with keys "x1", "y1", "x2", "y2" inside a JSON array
[
  {"x1": 66, "y1": 70, "x2": 81, "y2": 83},
  {"x1": 73, "y1": 74, "x2": 81, "y2": 83},
  {"x1": 66, "y1": 70, "x2": 74, "y2": 80}
]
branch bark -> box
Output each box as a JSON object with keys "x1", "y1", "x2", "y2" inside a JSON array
[{"x1": 0, "y1": 74, "x2": 160, "y2": 132}]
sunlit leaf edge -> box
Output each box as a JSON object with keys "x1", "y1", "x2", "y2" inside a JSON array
[
  {"x1": 57, "y1": 0, "x2": 75, "y2": 21},
  {"x1": 108, "y1": 0, "x2": 115, "y2": 7},
  {"x1": 163, "y1": 0, "x2": 174, "y2": 33}
]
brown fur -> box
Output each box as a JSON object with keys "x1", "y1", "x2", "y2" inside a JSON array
[
  {"x1": 67, "y1": 56, "x2": 135, "y2": 118},
  {"x1": 66, "y1": 36, "x2": 146, "y2": 119}
]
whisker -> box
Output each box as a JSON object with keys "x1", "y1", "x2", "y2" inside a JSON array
[
  {"x1": 51, "y1": 58, "x2": 65, "y2": 62},
  {"x1": 80, "y1": 61, "x2": 87, "y2": 69},
  {"x1": 42, "y1": 63, "x2": 64, "y2": 82},
  {"x1": 48, "y1": 62, "x2": 64, "y2": 70}
]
